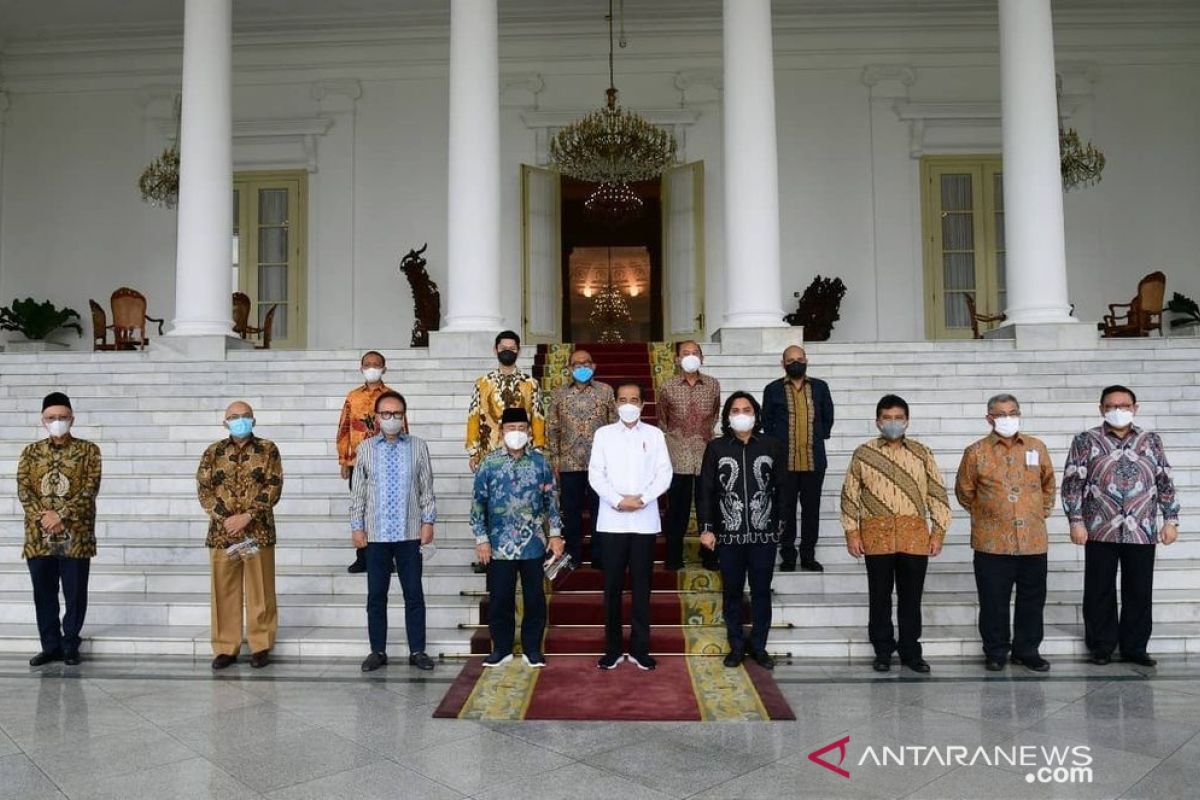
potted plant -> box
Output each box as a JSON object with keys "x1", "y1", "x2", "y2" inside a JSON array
[
  {"x1": 0, "y1": 298, "x2": 83, "y2": 351},
  {"x1": 1166, "y1": 292, "x2": 1200, "y2": 336},
  {"x1": 784, "y1": 276, "x2": 847, "y2": 341}
]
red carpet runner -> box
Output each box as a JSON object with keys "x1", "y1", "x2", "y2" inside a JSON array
[{"x1": 433, "y1": 343, "x2": 795, "y2": 721}]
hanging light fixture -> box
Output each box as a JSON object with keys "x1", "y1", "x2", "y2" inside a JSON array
[
  {"x1": 1057, "y1": 76, "x2": 1106, "y2": 191},
  {"x1": 584, "y1": 181, "x2": 644, "y2": 224},
  {"x1": 588, "y1": 247, "x2": 632, "y2": 343},
  {"x1": 550, "y1": 0, "x2": 677, "y2": 185},
  {"x1": 138, "y1": 95, "x2": 182, "y2": 208}
]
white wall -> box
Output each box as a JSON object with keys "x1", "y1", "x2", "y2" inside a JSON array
[{"x1": 1, "y1": 10, "x2": 1197, "y2": 349}]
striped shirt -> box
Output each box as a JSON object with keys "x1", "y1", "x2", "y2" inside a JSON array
[{"x1": 350, "y1": 434, "x2": 437, "y2": 542}]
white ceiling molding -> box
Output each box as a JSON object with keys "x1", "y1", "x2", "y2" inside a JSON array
[
  {"x1": 894, "y1": 93, "x2": 1086, "y2": 158},
  {"x1": 520, "y1": 107, "x2": 702, "y2": 167}
]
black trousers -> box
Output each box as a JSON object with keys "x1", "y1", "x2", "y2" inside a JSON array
[
  {"x1": 601, "y1": 532, "x2": 656, "y2": 658},
  {"x1": 779, "y1": 469, "x2": 825, "y2": 564},
  {"x1": 865, "y1": 553, "x2": 928, "y2": 661},
  {"x1": 27, "y1": 556, "x2": 91, "y2": 655},
  {"x1": 1083, "y1": 540, "x2": 1156, "y2": 658},
  {"x1": 487, "y1": 557, "x2": 547, "y2": 656},
  {"x1": 559, "y1": 471, "x2": 601, "y2": 565},
  {"x1": 973, "y1": 551, "x2": 1047, "y2": 660},
  {"x1": 665, "y1": 473, "x2": 716, "y2": 568},
  {"x1": 719, "y1": 541, "x2": 777, "y2": 654}
]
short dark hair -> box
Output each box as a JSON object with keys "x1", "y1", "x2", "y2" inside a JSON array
[
  {"x1": 720, "y1": 391, "x2": 762, "y2": 437},
  {"x1": 361, "y1": 350, "x2": 386, "y2": 366},
  {"x1": 876, "y1": 394, "x2": 909, "y2": 419},
  {"x1": 1100, "y1": 384, "x2": 1137, "y2": 406},
  {"x1": 494, "y1": 330, "x2": 521, "y2": 348},
  {"x1": 374, "y1": 390, "x2": 407, "y2": 412},
  {"x1": 615, "y1": 381, "x2": 643, "y2": 401}
]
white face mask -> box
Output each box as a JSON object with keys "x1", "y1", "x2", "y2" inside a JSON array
[
  {"x1": 379, "y1": 416, "x2": 405, "y2": 436},
  {"x1": 679, "y1": 354, "x2": 702, "y2": 374},
  {"x1": 992, "y1": 416, "x2": 1020, "y2": 438},
  {"x1": 618, "y1": 403, "x2": 641, "y2": 424},
  {"x1": 46, "y1": 420, "x2": 72, "y2": 438},
  {"x1": 503, "y1": 430, "x2": 529, "y2": 451},
  {"x1": 362, "y1": 367, "x2": 384, "y2": 384},
  {"x1": 1104, "y1": 409, "x2": 1134, "y2": 429},
  {"x1": 729, "y1": 413, "x2": 755, "y2": 433}
]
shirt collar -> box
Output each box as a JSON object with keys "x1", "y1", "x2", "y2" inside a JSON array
[
  {"x1": 987, "y1": 431, "x2": 1026, "y2": 447},
  {"x1": 618, "y1": 420, "x2": 644, "y2": 433},
  {"x1": 375, "y1": 433, "x2": 409, "y2": 445},
  {"x1": 1101, "y1": 423, "x2": 1141, "y2": 441},
  {"x1": 674, "y1": 372, "x2": 707, "y2": 385}
]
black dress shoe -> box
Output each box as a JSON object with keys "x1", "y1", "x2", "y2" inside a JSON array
[
  {"x1": 984, "y1": 657, "x2": 1006, "y2": 672},
  {"x1": 29, "y1": 650, "x2": 63, "y2": 667},
  {"x1": 723, "y1": 651, "x2": 745, "y2": 668},
  {"x1": 211, "y1": 653, "x2": 237, "y2": 670},
  {"x1": 872, "y1": 657, "x2": 891, "y2": 672},
  {"x1": 779, "y1": 561, "x2": 797, "y2": 573},
  {"x1": 1089, "y1": 652, "x2": 1112, "y2": 666},
  {"x1": 250, "y1": 650, "x2": 271, "y2": 669},
  {"x1": 1011, "y1": 654, "x2": 1050, "y2": 672},
  {"x1": 63, "y1": 651, "x2": 82, "y2": 666},
  {"x1": 361, "y1": 652, "x2": 388, "y2": 672},
  {"x1": 409, "y1": 651, "x2": 435, "y2": 671},
  {"x1": 1123, "y1": 653, "x2": 1157, "y2": 667},
  {"x1": 751, "y1": 650, "x2": 775, "y2": 670},
  {"x1": 799, "y1": 559, "x2": 824, "y2": 573},
  {"x1": 902, "y1": 658, "x2": 932, "y2": 674}
]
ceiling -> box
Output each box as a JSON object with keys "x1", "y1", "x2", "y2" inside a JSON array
[{"x1": 0, "y1": 0, "x2": 1195, "y2": 43}]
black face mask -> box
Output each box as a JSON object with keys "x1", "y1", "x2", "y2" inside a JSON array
[
  {"x1": 785, "y1": 362, "x2": 807, "y2": 379},
  {"x1": 497, "y1": 350, "x2": 518, "y2": 367}
]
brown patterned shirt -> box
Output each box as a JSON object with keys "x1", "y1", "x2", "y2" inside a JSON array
[
  {"x1": 955, "y1": 432, "x2": 1056, "y2": 555},
  {"x1": 840, "y1": 437, "x2": 952, "y2": 556},
  {"x1": 196, "y1": 435, "x2": 285, "y2": 548},
  {"x1": 547, "y1": 380, "x2": 617, "y2": 472},
  {"x1": 786, "y1": 381, "x2": 815, "y2": 472},
  {"x1": 17, "y1": 437, "x2": 102, "y2": 559},
  {"x1": 658, "y1": 373, "x2": 721, "y2": 475}
]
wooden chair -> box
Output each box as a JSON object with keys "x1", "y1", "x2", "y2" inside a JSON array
[
  {"x1": 964, "y1": 295, "x2": 1006, "y2": 339},
  {"x1": 110, "y1": 287, "x2": 165, "y2": 350},
  {"x1": 88, "y1": 299, "x2": 115, "y2": 351},
  {"x1": 1100, "y1": 271, "x2": 1166, "y2": 337},
  {"x1": 232, "y1": 292, "x2": 277, "y2": 349}
]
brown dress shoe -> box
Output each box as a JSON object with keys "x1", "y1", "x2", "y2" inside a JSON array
[{"x1": 250, "y1": 650, "x2": 271, "y2": 669}]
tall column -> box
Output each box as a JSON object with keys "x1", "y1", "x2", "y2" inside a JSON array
[
  {"x1": 721, "y1": 0, "x2": 785, "y2": 329},
  {"x1": 442, "y1": 0, "x2": 503, "y2": 332},
  {"x1": 998, "y1": 0, "x2": 1074, "y2": 325},
  {"x1": 170, "y1": 0, "x2": 233, "y2": 337}
]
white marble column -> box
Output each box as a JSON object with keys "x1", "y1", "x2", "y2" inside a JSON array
[
  {"x1": 442, "y1": 0, "x2": 503, "y2": 332},
  {"x1": 169, "y1": 0, "x2": 234, "y2": 338},
  {"x1": 720, "y1": 0, "x2": 786, "y2": 330},
  {"x1": 998, "y1": 0, "x2": 1074, "y2": 325}
]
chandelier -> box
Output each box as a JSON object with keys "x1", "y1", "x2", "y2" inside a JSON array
[
  {"x1": 589, "y1": 284, "x2": 632, "y2": 343},
  {"x1": 1057, "y1": 76, "x2": 1105, "y2": 191},
  {"x1": 549, "y1": 0, "x2": 676, "y2": 184},
  {"x1": 139, "y1": 95, "x2": 181, "y2": 208},
  {"x1": 584, "y1": 181, "x2": 644, "y2": 224}
]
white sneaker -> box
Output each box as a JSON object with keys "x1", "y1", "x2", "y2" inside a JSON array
[
  {"x1": 522, "y1": 652, "x2": 547, "y2": 668},
  {"x1": 482, "y1": 652, "x2": 513, "y2": 668}
]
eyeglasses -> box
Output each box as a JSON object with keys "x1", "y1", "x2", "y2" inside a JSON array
[
  {"x1": 224, "y1": 413, "x2": 253, "y2": 422},
  {"x1": 1102, "y1": 403, "x2": 1135, "y2": 411},
  {"x1": 570, "y1": 361, "x2": 595, "y2": 368},
  {"x1": 377, "y1": 411, "x2": 405, "y2": 420},
  {"x1": 990, "y1": 411, "x2": 1021, "y2": 418}
]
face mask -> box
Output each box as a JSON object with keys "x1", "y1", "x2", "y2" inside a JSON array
[
  {"x1": 1104, "y1": 409, "x2": 1134, "y2": 429},
  {"x1": 729, "y1": 413, "x2": 755, "y2": 433},
  {"x1": 380, "y1": 416, "x2": 405, "y2": 436},
  {"x1": 879, "y1": 420, "x2": 907, "y2": 441},
  {"x1": 46, "y1": 420, "x2": 71, "y2": 438},
  {"x1": 362, "y1": 367, "x2": 383, "y2": 383},
  {"x1": 680, "y1": 354, "x2": 702, "y2": 374},
  {"x1": 785, "y1": 362, "x2": 807, "y2": 379},
  {"x1": 503, "y1": 430, "x2": 529, "y2": 450},
  {"x1": 618, "y1": 403, "x2": 641, "y2": 424},
  {"x1": 992, "y1": 416, "x2": 1020, "y2": 438},
  {"x1": 572, "y1": 366, "x2": 594, "y2": 383},
  {"x1": 497, "y1": 350, "x2": 518, "y2": 367},
  {"x1": 227, "y1": 418, "x2": 254, "y2": 439}
]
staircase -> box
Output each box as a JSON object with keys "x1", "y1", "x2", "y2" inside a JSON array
[{"x1": 0, "y1": 337, "x2": 1197, "y2": 660}]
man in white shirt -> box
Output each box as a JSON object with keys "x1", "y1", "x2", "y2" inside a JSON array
[{"x1": 588, "y1": 382, "x2": 674, "y2": 671}]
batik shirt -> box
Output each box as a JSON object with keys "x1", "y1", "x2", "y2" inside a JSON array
[
  {"x1": 17, "y1": 437, "x2": 102, "y2": 559},
  {"x1": 196, "y1": 435, "x2": 285, "y2": 548},
  {"x1": 547, "y1": 380, "x2": 616, "y2": 472},
  {"x1": 657, "y1": 373, "x2": 721, "y2": 475},
  {"x1": 465, "y1": 370, "x2": 545, "y2": 460},
  {"x1": 1062, "y1": 425, "x2": 1179, "y2": 544},
  {"x1": 337, "y1": 383, "x2": 400, "y2": 467},
  {"x1": 470, "y1": 449, "x2": 562, "y2": 560},
  {"x1": 955, "y1": 432, "x2": 1056, "y2": 555}
]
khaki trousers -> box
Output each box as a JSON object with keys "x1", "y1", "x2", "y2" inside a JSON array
[{"x1": 209, "y1": 545, "x2": 277, "y2": 656}]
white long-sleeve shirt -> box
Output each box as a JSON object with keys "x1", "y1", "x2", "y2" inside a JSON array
[{"x1": 588, "y1": 420, "x2": 674, "y2": 534}]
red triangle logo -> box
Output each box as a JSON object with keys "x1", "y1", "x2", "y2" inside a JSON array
[{"x1": 808, "y1": 735, "x2": 851, "y2": 779}]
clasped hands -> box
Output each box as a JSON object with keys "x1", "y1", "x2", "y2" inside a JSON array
[{"x1": 38, "y1": 510, "x2": 65, "y2": 536}]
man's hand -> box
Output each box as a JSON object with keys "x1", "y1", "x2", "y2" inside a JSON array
[
  {"x1": 420, "y1": 523, "x2": 435, "y2": 545},
  {"x1": 341, "y1": 464, "x2": 352, "y2": 481},
  {"x1": 548, "y1": 537, "x2": 565, "y2": 559},
  {"x1": 1069, "y1": 524, "x2": 1089, "y2": 546},
  {"x1": 475, "y1": 542, "x2": 492, "y2": 566},
  {"x1": 617, "y1": 495, "x2": 645, "y2": 512},
  {"x1": 846, "y1": 534, "x2": 865, "y2": 558},
  {"x1": 1161, "y1": 523, "x2": 1179, "y2": 546},
  {"x1": 39, "y1": 510, "x2": 62, "y2": 532},
  {"x1": 469, "y1": 454, "x2": 481, "y2": 473},
  {"x1": 929, "y1": 538, "x2": 944, "y2": 557},
  {"x1": 223, "y1": 513, "x2": 253, "y2": 536},
  {"x1": 352, "y1": 530, "x2": 367, "y2": 549},
  {"x1": 699, "y1": 532, "x2": 717, "y2": 551}
]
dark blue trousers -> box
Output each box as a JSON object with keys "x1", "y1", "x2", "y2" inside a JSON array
[
  {"x1": 487, "y1": 557, "x2": 547, "y2": 656},
  {"x1": 27, "y1": 556, "x2": 90, "y2": 655},
  {"x1": 365, "y1": 541, "x2": 425, "y2": 655},
  {"x1": 719, "y1": 541, "x2": 777, "y2": 654},
  {"x1": 559, "y1": 471, "x2": 600, "y2": 565}
]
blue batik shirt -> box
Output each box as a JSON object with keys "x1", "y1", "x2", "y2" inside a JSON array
[
  {"x1": 371, "y1": 434, "x2": 411, "y2": 542},
  {"x1": 470, "y1": 448, "x2": 563, "y2": 560}
]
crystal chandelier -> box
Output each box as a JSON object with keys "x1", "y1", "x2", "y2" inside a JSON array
[
  {"x1": 139, "y1": 95, "x2": 181, "y2": 208},
  {"x1": 584, "y1": 181, "x2": 644, "y2": 224},
  {"x1": 1057, "y1": 76, "x2": 1105, "y2": 191},
  {"x1": 549, "y1": 0, "x2": 676, "y2": 184},
  {"x1": 589, "y1": 284, "x2": 632, "y2": 343}
]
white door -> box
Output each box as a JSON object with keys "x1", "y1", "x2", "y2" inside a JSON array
[
  {"x1": 521, "y1": 164, "x2": 562, "y2": 344},
  {"x1": 661, "y1": 161, "x2": 705, "y2": 339}
]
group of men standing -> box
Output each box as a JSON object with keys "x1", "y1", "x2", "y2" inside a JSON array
[{"x1": 15, "y1": 340, "x2": 1179, "y2": 677}]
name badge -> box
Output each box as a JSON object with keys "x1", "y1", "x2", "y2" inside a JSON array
[{"x1": 1025, "y1": 450, "x2": 1040, "y2": 467}]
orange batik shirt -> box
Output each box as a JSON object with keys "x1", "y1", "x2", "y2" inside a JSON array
[
  {"x1": 337, "y1": 383, "x2": 406, "y2": 467},
  {"x1": 954, "y1": 432, "x2": 1055, "y2": 555}
]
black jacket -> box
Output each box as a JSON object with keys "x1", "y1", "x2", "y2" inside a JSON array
[
  {"x1": 761, "y1": 376, "x2": 834, "y2": 472},
  {"x1": 697, "y1": 433, "x2": 785, "y2": 545}
]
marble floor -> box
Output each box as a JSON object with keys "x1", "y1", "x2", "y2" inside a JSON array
[{"x1": 0, "y1": 654, "x2": 1197, "y2": 800}]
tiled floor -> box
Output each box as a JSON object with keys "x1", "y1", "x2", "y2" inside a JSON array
[{"x1": 0, "y1": 655, "x2": 1197, "y2": 799}]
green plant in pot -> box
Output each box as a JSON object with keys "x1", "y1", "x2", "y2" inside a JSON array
[
  {"x1": 1166, "y1": 292, "x2": 1200, "y2": 329},
  {"x1": 0, "y1": 298, "x2": 83, "y2": 341}
]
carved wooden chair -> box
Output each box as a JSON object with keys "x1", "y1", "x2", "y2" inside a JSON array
[
  {"x1": 110, "y1": 287, "x2": 164, "y2": 350},
  {"x1": 964, "y1": 295, "x2": 1006, "y2": 339},
  {"x1": 88, "y1": 299, "x2": 115, "y2": 351},
  {"x1": 1100, "y1": 271, "x2": 1166, "y2": 337},
  {"x1": 232, "y1": 292, "x2": 277, "y2": 349}
]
